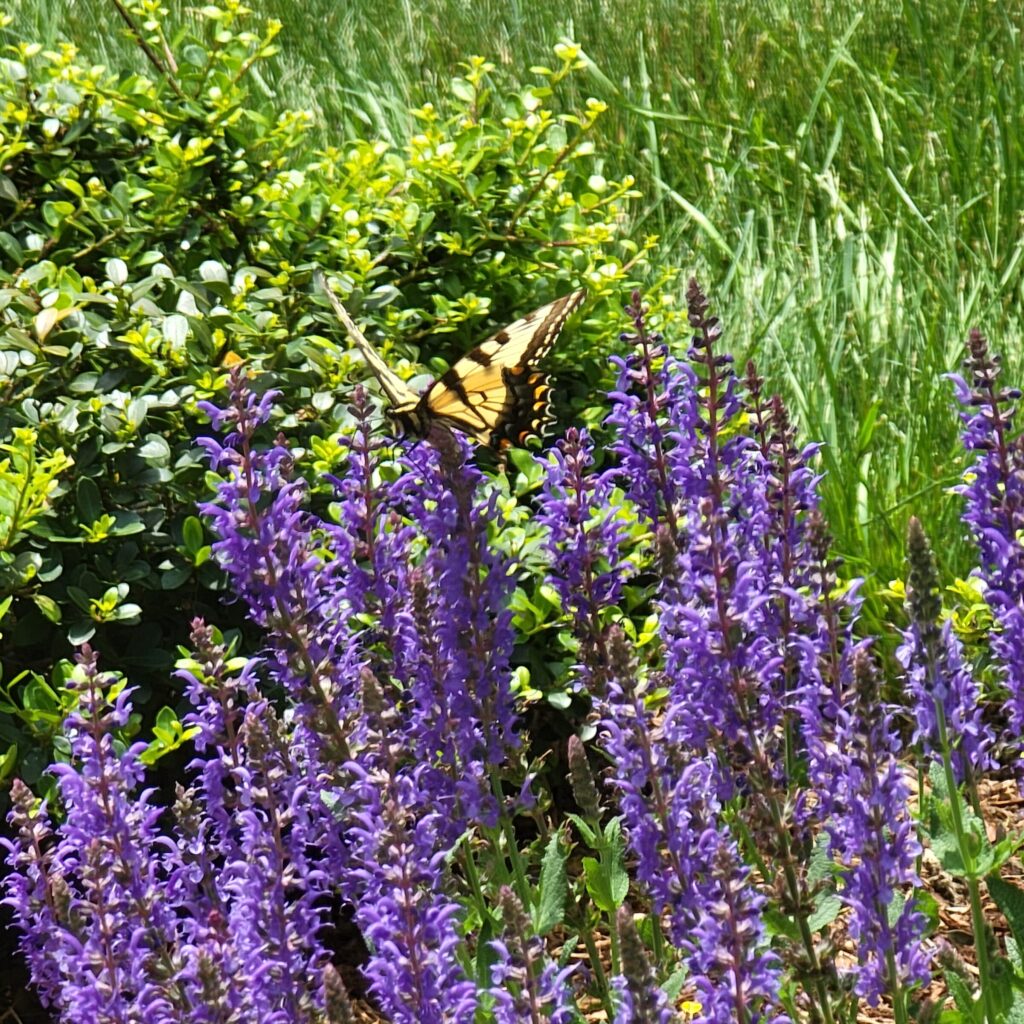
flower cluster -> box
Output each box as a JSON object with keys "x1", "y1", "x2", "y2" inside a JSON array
[
  {"x1": 343, "y1": 757, "x2": 478, "y2": 1024},
  {"x1": 595, "y1": 627, "x2": 786, "y2": 1022},
  {"x1": 488, "y1": 887, "x2": 577, "y2": 1024},
  {"x1": 612, "y1": 904, "x2": 675, "y2": 1024},
  {"x1": 198, "y1": 370, "x2": 361, "y2": 762},
  {"x1": 2, "y1": 648, "x2": 178, "y2": 1021},
  {"x1": 950, "y1": 329, "x2": 1024, "y2": 739},
  {"x1": 539, "y1": 284, "x2": 936, "y2": 1023},
  {"x1": 3, "y1": 635, "x2": 334, "y2": 1022},
  {"x1": 628, "y1": 283, "x2": 785, "y2": 787},
  {"x1": 537, "y1": 426, "x2": 632, "y2": 688},
  {"x1": 826, "y1": 648, "x2": 930, "y2": 1003},
  {"x1": 899, "y1": 517, "x2": 993, "y2": 783},
  {"x1": 199, "y1": 380, "x2": 528, "y2": 1004},
  {"x1": 15, "y1": 281, "x2": 1018, "y2": 1024}
]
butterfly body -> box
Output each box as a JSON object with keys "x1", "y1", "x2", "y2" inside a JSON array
[{"x1": 319, "y1": 274, "x2": 585, "y2": 451}]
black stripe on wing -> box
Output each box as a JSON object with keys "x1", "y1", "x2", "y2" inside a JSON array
[{"x1": 421, "y1": 289, "x2": 585, "y2": 449}]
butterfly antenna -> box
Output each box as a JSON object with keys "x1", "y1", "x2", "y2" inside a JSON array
[
  {"x1": 314, "y1": 270, "x2": 411, "y2": 409},
  {"x1": 314, "y1": 269, "x2": 374, "y2": 356}
]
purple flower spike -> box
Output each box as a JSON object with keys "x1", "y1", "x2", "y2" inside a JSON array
[
  {"x1": 827, "y1": 648, "x2": 930, "y2": 1003},
  {"x1": 537, "y1": 426, "x2": 633, "y2": 688},
  {"x1": 605, "y1": 290, "x2": 701, "y2": 534},
  {"x1": 951, "y1": 329, "x2": 1024, "y2": 743},
  {"x1": 489, "y1": 887, "x2": 577, "y2": 1024},
  {"x1": 612, "y1": 905, "x2": 674, "y2": 1024},
  {"x1": 345, "y1": 763, "x2": 478, "y2": 1024},
  {"x1": 597, "y1": 630, "x2": 785, "y2": 1021},
  {"x1": 899, "y1": 517, "x2": 994, "y2": 783},
  {"x1": 3, "y1": 647, "x2": 179, "y2": 1020}
]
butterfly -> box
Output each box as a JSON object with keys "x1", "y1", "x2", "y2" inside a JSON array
[{"x1": 317, "y1": 271, "x2": 585, "y2": 451}]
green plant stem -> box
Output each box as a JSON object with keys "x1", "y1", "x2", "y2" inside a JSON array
[
  {"x1": 886, "y1": 945, "x2": 908, "y2": 1024},
  {"x1": 490, "y1": 769, "x2": 531, "y2": 905},
  {"x1": 935, "y1": 704, "x2": 997, "y2": 1024},
  {"x1": 579, "y1": 920, "x2": 614, "y2": 1019}
]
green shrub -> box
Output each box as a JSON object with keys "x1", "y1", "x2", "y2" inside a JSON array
[{"x1": 0, "y1": 1, "x2": 654, "y2": 789}]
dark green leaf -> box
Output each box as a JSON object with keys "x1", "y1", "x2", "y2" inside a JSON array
[
  {"x1": 0, "y1": 231, "x2": 23, "y2": 264},
  {"x1": 943, "y1": 971, "x2": 977, "y2": 1017},
  {"x1": 67, "y1": 621, "x2": 96, "y2": 645},
  {"x1": 533, "y1": 830, "x2": 568, "y2": 935},
  {"x1": 76, "y1": 477, "x2": 103, "y2": 523},
  {"x1": 32, "y1": 594, "x2": 62, "y2": 623},
  {"x1": 987, "y1": 875, "x2": 1024, "y2": 957},
  {"x1": 182, "y1": 515, "x2": 204, "y2": 554}
]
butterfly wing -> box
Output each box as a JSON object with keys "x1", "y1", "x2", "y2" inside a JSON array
[{"x1": 421, "y1": 289, "x2": 586, "y2": 449}]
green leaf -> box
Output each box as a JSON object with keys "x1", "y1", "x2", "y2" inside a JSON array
[
  {"x1": 42, "y1": 200, "x2": 75, "y2": 227},
  {"x1": 139, "y1": 706, "x2": 201, "y2": 765},
  {"x1": 65, "y1": 586, "x2": 93, "y2": 613},
  {"x1": 923, "y1": 761, "x2": 993, "y2": 878},
  {"x1": 1005, "y1": 989, "x2": 1024, "y2": 1024},
  {"x1": 76, "y1": 477, "x2": 103, "y2": 523},
  {"x1": 57, "y1": 177, "x2": 84, "y2": 199},
  {"x1": 161, "y1": 566, "x2": 192, "y2": 590},
  {"x1": 110, "y1": 513, "x2": 146, "y2": 537},
  {"x1": 450, "y1": 77, "x2": 475, "y2": 103},
  {"x1": 987, "y1": 875, "x2": 1024, "y2": 956},
  {"x1": 565, "y1": 813, "x2": 598, "y2": 847},
  {"x1": 944, "y1": 971, "x2": 978, "y2": 1016},
  {"x1": 762, "y1": 906, "x2": 803, "y2": 943},
  {"x1": 182, "y1": 515, "x2": 204, "y2": 555},
  {"x1": 662, "y1": 966, "x2": 687, "y2": 1003},
  {"x1": 0, "y1": 742, "x2": 17, "y2": 781},
  {"x1": 473, "y1": 914, "x2": 498, "y2": 990},
  {"x1": 533, "y1": 830, "x2": 568, "y2": 935},
  {"x1": 807, "y1": 891, "x2": 842, "y2": 932},
  {"x1": 807, "y1": 832, "x2": 835, "y2": 884},
  {"x1": 67, "y1": 620, "x2": 95, "y2": 645},
  {"x1": 182, "y1": 44, "x2": 208, "y2": 66},
  {"x1": 0, "y1": 231, "x2": 23, "y2": 264},
  {"x1": 582, "y1": 818, "x2": 629, "y2": 912},
  {"x1": 508, "y1": 446, "x2": 544, "y2": 492},
  {"x1": 32, "y1": 593, "x2": 62, "y2": 623}
]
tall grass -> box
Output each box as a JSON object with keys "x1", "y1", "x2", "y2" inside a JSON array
[{"x1": 18, "y1": 0, "x2": 1024, "y2": 594}]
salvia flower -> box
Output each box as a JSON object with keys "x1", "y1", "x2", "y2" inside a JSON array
[
  {"x1": 827, "y1": 647, "x2": 930, "y2": 1004},
  {"x1": 3, "y1": 646, "x2": 181, "y2": 1022},
  {"x1": 198, "y1": 367, "x2": 360, "y2": 762},
  {"x1": 687, "y1": 842, "x2": 787, "y2": 1024},
  {"x1": 598, "y1": 629, "x2": 786, "y2": 1022},
  {"x1": 537, "y1": 426, "x2": 633, "y2": 689},
  {"x1": 198, "y1": 382, "x2": 527, "y2": 1007},
  {"x1": 647, "y1": 282, "x2": 785, "y2": 790},
  {"x1": 605, "y1": 290, "x2": 701, "y2": 534},
  {"x1": 344, "y1": 759, "x2": 478, "y2": 1024},
  {"x1": 488, "y1": 886, "x2": 577, "y2": 1024},
  {"x1": 172, "y1": 621, "x2": 334, "y2": 1021},
  {"x1": 597, "y1": 627, "x2": 705, "y2": 940},
  {"x1": 899, "y1": 517, "x2": 994, "y2": 784},
  {"x1": 950, "y1": 329, "x2": 1024, "y2": 739},
  {"x1": 387, "y1": 433, "x2": 521, "y2": 828},
  {"x1": 792, "y1": 511, "x2": 867, "y2": 822},
  {"x1": 611, "y1": 904, "x2": 674, "y2": 1024}
]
